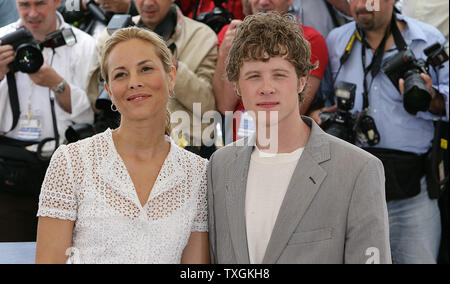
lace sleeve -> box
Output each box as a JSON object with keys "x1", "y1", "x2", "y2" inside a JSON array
[
  {"x1": 191, "y1": 159, "x2": 208, "y2": 232},
  {"x1": 37, "y1": 145, "x2": 78, "y2": 221}
]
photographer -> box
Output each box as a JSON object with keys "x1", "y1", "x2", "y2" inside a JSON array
[
  {"x1": 321, "y1": 0, "x2": 449, "y2": 263},
  {"x1": 95, "y1": 0, "x2": 218, "y2": 158},
  {"x1": 0, "y1": 0, "x2": 97, "y2": 242}
]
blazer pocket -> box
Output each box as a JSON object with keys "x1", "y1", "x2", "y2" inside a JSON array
[{"x1": 288, "y1": 228, "x2": 333, "y2": 245}]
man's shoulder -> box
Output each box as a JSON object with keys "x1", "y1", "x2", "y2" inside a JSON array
[
  {"x1": 326, "y1": 21, "x2": 356, "y2": 44},
  {"x1": 0, "y1": 20, "x2": 19, "y2": 37},
  {"x1": 210, "y1": 137, "x2": 251, "y2": 163},
  {"x1": 401, "y1": 14, "x2": 446, "y2": 43},
  {"x1": 314, "y1": 129, "x2": 381, "y2": 169},
  {"x1": 179, "y1": 14, "x2": 217, "y2": 40}
]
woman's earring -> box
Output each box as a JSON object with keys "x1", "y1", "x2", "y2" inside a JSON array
[{"x1": 111, "y1": 104, "x2": 118, "y2": 112}]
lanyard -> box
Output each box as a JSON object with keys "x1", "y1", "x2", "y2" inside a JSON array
[{"x1": 360, "y1": 26, "x2": 390, "y2": 109}]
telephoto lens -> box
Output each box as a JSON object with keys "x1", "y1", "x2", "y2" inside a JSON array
[
  {"x1": 403, "y1": 69, "x2": 431, "y2": 115},
  {"x1": 0, "y1": 28, "x2": 43, "y2": 73}
]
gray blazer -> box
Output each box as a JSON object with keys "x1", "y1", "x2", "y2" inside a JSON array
[{"x1": 207, "y1": 117, "x2": 391, "y2": 264}]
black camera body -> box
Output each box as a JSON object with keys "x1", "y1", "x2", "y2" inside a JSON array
[
  {"x1": 0, "y1": 28, "x2": 43, "y2": 73},
  {"x1": 320, "y1": 81, "x2": 381, "y2": 146},
  {"x1": 0, "y1": 27, "x2": 77, "y2": 74},
  {"x1": 196, "y1": 0, "x2": 233, "y2": 34},
  {"x1": 382, "y1": 43, "x2": 449, "y2": 115},
  {"x1": 320, "y1": 82, "x2": 357, "y2": 144}
]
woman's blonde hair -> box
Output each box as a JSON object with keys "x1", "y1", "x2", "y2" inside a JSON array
[{"x1": 100, "y1": 27, "x2": 173, "y2": 136}]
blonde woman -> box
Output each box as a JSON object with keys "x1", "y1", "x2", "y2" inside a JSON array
[{"x1": 35, "y1": 27, "x2": 210, "y2": 264}]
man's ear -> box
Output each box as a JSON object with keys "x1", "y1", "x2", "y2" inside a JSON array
[
  {"x1": 297, "y1": 76, "x2": 307, "y2": 93},
  {"x1": 234, "y1": 83, "x2": 242, "y2": 99}
]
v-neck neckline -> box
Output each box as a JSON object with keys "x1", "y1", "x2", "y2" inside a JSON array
[{"x1": 106, "y1": 128, "x2": 174, "y2": 210}]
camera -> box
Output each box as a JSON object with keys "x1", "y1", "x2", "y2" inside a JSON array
[
  {"x1": 319, "y1": 82, "x2": 357, "y2": 144},
  {"x1": 0, "y1": 27, "x2": 77, "y2": 74},
  {"x1": 320, "y1": 81, "x2": 381, "y2": 146},
  {"x1": 382, "y1": 42, "x2": 449, "y2": 115},
  {"x1": 196, "y1": 0, "x2": 233, "y2": 34}
]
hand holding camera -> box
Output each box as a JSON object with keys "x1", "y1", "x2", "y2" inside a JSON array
[{"x1": 0, "y1": 41, "x2": 15, "y2": 81}]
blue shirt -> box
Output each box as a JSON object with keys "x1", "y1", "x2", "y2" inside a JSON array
[{"x1": 324, "y1": 14, "x2": 449, "y2": 154}]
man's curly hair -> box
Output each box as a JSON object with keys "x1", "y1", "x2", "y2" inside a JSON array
[{"x1": 226, "y1": 12, "x2": 317, "y2": 101}]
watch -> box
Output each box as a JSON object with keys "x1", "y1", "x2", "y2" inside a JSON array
[{"x1": 52, "y1": 80, "x2": 67, "y2": 94}]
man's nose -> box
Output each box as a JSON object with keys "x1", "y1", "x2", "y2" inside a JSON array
[{"x1": 260, "y1": 79, "x2": 275, "y2": 95}]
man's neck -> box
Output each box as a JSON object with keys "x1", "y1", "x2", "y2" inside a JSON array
[
  {"x1": 31, "y1": 18, "x2": 58, "y2": 42},
  {"x1": 256, "y1": 114, "x2": 310, "y2": 154},
  {"x1": 364, "y1": 18, "x2": 405, "y2": 52},
  {"x1": 364, "y1": 20, "x2": 391, "y2": 51}
]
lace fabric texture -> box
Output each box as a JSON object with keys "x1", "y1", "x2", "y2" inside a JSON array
[{"x1": 37, "y1": 129, "x2": 208, "y2": 264}]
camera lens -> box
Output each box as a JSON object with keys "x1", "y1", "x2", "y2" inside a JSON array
[
  {"x1": 403, "y1": 70, "x2": 431, "y2": 115},
  {"x1": 14, "y1": 44, "x2": 44, "y2": 73}
]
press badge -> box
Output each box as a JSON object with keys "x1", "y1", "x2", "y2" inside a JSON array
[{"x1": 17, "y1": 112, "x2": 42, "y2": 141}]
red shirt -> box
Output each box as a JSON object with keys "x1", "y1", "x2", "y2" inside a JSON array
[
  {"x1": 179, "y1": 0, "x2": 245, "y2": 21},
  {"x1": 217, "y1": 23, "x2": 329, "y2": 140}
]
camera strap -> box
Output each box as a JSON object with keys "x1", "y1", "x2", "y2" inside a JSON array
[
  {"x1": 6, "y1": 72, "x2": 21, "y2": 132},
  {"x1": 360, "y1": 12, "x2": 407, "y2": 109}
]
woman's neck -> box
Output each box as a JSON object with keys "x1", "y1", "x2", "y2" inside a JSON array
[{"x1": 112, "y1": 120, "x2": 168, "y2": 160}]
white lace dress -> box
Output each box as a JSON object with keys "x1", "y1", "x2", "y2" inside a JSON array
[{"x1": 37, "y1": 129, "x2": 208, "y2": 264}]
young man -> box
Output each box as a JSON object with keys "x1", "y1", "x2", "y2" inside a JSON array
[
  {"x1": 213, "y1": 0, "x2": 329, "y2": 142},
  {"x1": 207, "y1": 12, "x2": 391, "y2": 264}
]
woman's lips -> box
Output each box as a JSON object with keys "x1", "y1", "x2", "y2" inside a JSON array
[{"x1": 127, "y1": 94, "x2": 152, "y2": 102}]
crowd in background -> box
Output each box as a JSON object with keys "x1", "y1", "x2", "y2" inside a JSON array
[{"x1": 0, "y1": 0, "x2": 449, "y2": 264}]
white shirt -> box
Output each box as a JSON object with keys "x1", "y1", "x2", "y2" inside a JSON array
[
  {"x1": 245, "y1": 146, "x2": 304, "y2": 264},
  {"x1": 37, "y1": 129, "x2": 208, "y2": 264},
  {"x1": 0, "y1": 12, "x2": 96, "y2": 147}
]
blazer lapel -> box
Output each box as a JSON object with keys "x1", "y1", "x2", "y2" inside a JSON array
[
  {"x1": 262, "y1": 117, "x2": 330, "y2": 264},
  {"x1": 225, "y1": 135, "x2": 254, "y2": 264}
]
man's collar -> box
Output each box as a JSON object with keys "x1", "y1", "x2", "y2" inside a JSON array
[{"x1": 395, "y1": 13, "x2": 428, "y2": 45}]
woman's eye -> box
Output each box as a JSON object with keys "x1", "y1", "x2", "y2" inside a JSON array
[
  {"x1": 114, "y1": 72, "x2": 126, "y2": 79},
  {"x1": 142, "y1": 66, "x2": 153, "y2": 72}
]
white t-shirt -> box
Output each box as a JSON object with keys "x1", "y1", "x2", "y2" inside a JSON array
[{"x1": 245, "y1": 146, "x2": 304, "y2": 264}]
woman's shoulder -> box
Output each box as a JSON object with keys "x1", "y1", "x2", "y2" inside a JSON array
[
  {"x1": 170, "y1": 142, "x2": 209, "y2": 173},
  {"x1": 62, "y1": 129, "x2": 113, "y2": 160}
]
